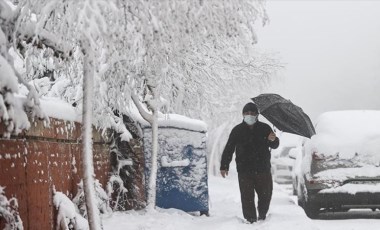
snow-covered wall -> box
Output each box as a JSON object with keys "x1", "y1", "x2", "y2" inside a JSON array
[{"x1": 0, "y1": 117, "x2": 110, "y2": 229}]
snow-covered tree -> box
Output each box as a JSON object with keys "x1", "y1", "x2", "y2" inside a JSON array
[
  {"x1": 3, "y1": 0, "x2": 281, "y2": 213},
  {"x1": 111, "y1": 0, "x2": 280, "y2": 206}
]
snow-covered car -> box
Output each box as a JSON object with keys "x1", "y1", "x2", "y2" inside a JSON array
[
  {"x1": 290, "y1": 146, "x2": 303, "y2": 195},
  {"x1": 271, "y1": 146, "x2": 295, "y2": 184},
  {"x1": 297, "y1": 110, "x2": 380, "y2": 219},
  {"x1": 271, "y1": 133, "x2": 303, "y2": 184}
]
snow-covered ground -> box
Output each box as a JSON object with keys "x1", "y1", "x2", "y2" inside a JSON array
[{"x1": 103, "y1": 163, "x2": 380, "y2": 230}]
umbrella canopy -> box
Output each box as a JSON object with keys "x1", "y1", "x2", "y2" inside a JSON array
[{"x1": 251, "y1": 93, "x2": 316, "y2": 138}]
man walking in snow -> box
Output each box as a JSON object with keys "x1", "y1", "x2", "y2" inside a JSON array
[{"x1": 220, "y1": 102, "x2": 279, "y2": 223}]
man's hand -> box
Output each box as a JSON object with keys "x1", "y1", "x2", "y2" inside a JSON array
[
  {"x1": 268, "y1": 132, "x2": 276, "y2": 142},
  {"x1": 220, "y1": 170, "x2": 228, "y2": 178}
]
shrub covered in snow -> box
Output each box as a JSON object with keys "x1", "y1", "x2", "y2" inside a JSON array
[
  {"x1": 73, "y1": 180, "x2": 111, "y2": 218},
  {"x1": 106, "y1": 175, "x2": 129, "y2": 211},
  {"x1": 53, "y1": 191, "x2": 89, "y2": 230},
  {"x1": 0, "y1": 186, "x2": 23, "y2": 230}
]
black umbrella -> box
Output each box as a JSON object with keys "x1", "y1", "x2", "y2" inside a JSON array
[{"x1": 251, "y1": 93, "x2": 316, "y2": 138}]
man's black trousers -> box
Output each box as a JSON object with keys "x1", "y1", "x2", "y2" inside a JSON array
[{"x1": 238, "y1": 172, "x2": 273, "y2": 221}]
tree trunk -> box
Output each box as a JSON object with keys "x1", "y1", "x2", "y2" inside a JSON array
[
  {"x1": 130, "y1": 92, "x2": 159, "y2": 209},
  {"x1": 81, "y1": 38, "x2": 102, "y2": 230},
  {"x1": 147, "y1": 108, "x2": 158, "y2": 209}
]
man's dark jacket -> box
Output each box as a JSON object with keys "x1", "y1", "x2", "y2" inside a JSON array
[{"x1": 220, "y1": 121, "x2": 280, "y2": 173}]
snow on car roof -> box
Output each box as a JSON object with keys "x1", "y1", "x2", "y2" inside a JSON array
[
  {"x1": 315, "y1": 110, "x2": 380, "y2": 138},
  {"x1": 310, "y1": 110, "x2": 380, "y2": 160}
]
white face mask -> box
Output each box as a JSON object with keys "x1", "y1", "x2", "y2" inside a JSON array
[{"x1": 244, "y1": 115, "x2": 257, "y2": 125}]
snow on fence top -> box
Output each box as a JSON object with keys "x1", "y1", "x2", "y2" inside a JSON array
[
  {"x1": 38, "y1": 96, "x2": 81, "y2": 122},
  {"x1": 14, "y1": 95, "x2": 81, "y2": 123}
]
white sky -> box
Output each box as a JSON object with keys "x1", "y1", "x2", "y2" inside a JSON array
[{"x1": 255, "y1": 0, "x2": 380, "y2": 121}]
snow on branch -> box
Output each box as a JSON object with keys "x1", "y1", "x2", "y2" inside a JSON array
[
  {"x1": 1, "y1": 0, "x2": 73, "y2": 59},
  {"x1": 131, "y1": 91, "x2": 153, "y2": 124},
  {"x1": 15, "y1": 22, "x2": 74, "y2": 59},
  {"x1": 0, "y1": 40, "x2": 32, "y2": 137},
  {"x1": 1, "y1": 0, "x2": 50, "y2": 137}
]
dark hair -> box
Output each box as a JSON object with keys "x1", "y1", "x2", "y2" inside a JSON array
[{"x1": 242, "y1": 102, "x2": 258, "y2": 113}]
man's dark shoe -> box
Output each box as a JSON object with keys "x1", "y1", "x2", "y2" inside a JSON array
[
  {"x1": 258, "y1": 216, "x2": 266, "y2": 221},
  {"x1": 247, "y1": 218, "x2": 257, "y2": 223}
]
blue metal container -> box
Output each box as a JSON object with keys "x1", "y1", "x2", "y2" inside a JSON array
[{"x1": 143, "y1": 115, "x2": 209, "y2": 215}]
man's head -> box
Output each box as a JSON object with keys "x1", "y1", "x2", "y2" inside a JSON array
[
  {"x1": 242, "y1": 103, "x2": 258, "y2": 125},
  {"x1": 242, "y1": 102, "x2": 258, "y2": 115}
]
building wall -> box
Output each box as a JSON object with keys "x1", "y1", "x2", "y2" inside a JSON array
[{"x1": 0, "y1": 118, "x2": 111, "y2": 230}]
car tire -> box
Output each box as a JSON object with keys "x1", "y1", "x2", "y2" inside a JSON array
[
  {"x1": 304, "y1": 201, "x2": 320, "y2": 219},
  {"x1": 297, "y1": 183, "x2": 305, "y2": 207},
  {"x1": 300, "y1": 185, "x2": 320, "y2": 219}
]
